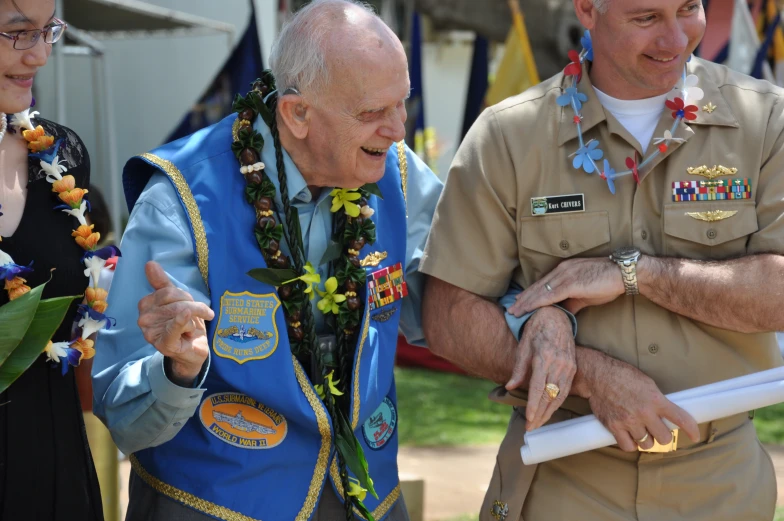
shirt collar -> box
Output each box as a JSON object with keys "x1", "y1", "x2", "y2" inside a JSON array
[
  {"x1": 557, "y1": 57, "x2": 739, "y2": 148},
  {"x1": 253, "y1": 116, "x2": 312, "y2": 204}
]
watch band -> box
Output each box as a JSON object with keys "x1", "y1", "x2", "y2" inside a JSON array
[{"x1": 619, "y1": 260, "x2": 639, "y2": 295}]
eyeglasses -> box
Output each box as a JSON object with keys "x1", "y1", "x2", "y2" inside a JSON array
[{"x1": 0, "y1": 19, "x2": 67, "y2": 50}]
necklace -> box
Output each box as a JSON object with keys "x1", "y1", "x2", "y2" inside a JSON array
[
  {"x1": 0, "y1": 108, "x2": 120, "y2": 375},
  {"x1": 562, "y1": 31, "x2": 703, "y2": 193},
  {"x1": 232, "y1": 71, "x2": 379, "y2": 520},
  {"x1": 0, "y1": 113, "x2": 7, "y2": 146}
]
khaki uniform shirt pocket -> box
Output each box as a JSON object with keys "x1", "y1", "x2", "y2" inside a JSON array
[
  {"x1": 663, "y1": 201, "x2": 758, "y2": 260},
  {"x1": 518, "y1": 211, "x2": 611, "y2": 281}
]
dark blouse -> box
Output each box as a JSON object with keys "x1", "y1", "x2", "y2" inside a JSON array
[{"x1": 0, "y1": 120, "x2": 104, "y2": 520}]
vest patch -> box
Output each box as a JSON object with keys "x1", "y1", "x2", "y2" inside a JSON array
[
  {"x1": 367, "y1": 263, "x2": 408, "y2": 310},
  {"x1": 362, "y1": 396, "x2": 397, "y2": 450},
  {"x1": 212, "y1": 291, "x2": 280, "y2": 364},
  {"x1": 199, "y1": 392, "x2": 287, "y2": 449}
]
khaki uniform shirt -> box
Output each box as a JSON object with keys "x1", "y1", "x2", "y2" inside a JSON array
[{"x1": 420, "y1": 58, "x2": 783, "y2": 521}]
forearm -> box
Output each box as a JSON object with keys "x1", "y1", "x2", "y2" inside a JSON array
[
  {"x1": 423, "y1": 277, "x2": 524, "y2": 386},
  {"x1": 638, "y1": 254, "x2": 784, "y2": 333},
  {"x1": 93, "y1": 350, "x2": 207, "y2": 454}
]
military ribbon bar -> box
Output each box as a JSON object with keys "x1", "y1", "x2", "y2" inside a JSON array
[
  {"x1": 367, "y1": 262, "x2": 408, "y2": 310},
  {"x1": 672, "y1": 179, "x2": 751, "y2": 202}
]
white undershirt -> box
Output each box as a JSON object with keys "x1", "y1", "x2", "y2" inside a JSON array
[{"x1": 593, "y1": 87, "x2": 669, "y2": 154}]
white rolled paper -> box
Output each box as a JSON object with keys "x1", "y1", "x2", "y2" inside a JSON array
[{"x1": 520, "y1": 368, "x2": 784, "y2": 465}]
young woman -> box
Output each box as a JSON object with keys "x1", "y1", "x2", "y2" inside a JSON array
[{"x1": 0, "y1": 1, "x2": 104, "y2": 519}]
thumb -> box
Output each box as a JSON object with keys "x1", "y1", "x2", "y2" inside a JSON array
[{"x1": 145, "y1": 261, "x2": 174, "y2": 291}]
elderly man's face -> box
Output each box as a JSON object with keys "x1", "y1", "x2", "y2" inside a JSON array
[
  {"x1": 582, "y1": 0, "x2": 706, "y2": 99},
  {"x1": 304, "y1": 39, "x2": 409, "y2": 189}
]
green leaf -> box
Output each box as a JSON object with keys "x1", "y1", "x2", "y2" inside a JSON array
[
  {"x1": 351, "y1": 497, "x2": 375, "y2": 521},
  {"x1": 334, "y1": 408, "x2": 378, "y2": 498},
  {"x1": 247, "y1": 267, "x2": 298, "y2": 287},
  {"x1": 318, "y1": 240, "x2": 343, "y2": 266},
  {"x1": 0, "y1": 293, "x2": 80, "y2": 394},
  {"x1": 0, "y1": 284, "x2": 46, "y2": 367},
  {"x1": 360, "y1": 183, "x2": 383, "y2": 200},
  {"x1": 254, "y1": 224, "x2": 283, "y2": 249}
]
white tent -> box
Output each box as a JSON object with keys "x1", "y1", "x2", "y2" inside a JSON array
[{"x1": 55, "y1": 0, "x2": 236, "y2": 242}]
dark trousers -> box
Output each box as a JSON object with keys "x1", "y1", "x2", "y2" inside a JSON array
[{"x1": 126, "y1": 469, "x2": 411, "y2": 521}]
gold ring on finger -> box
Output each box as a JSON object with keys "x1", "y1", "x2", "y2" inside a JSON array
[{"x1": 544, "y1": 383, "x2": 560, "y2": 401}]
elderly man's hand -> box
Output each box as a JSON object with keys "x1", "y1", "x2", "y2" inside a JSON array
[
  {"x1": 506, "y1": 306, "x2": 576, "y2": 431},
  {"x1": 137, "y1": 261, "x2": 215, "y2": 386},
  {"x1": 508, "y1": 257, "x2": 625, "y2": 316},
  {"x1": 585, "y1": 355, "x2": 700, "y2": 452}
]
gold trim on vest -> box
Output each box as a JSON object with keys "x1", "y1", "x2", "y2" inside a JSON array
[
  {"x1": 330, "y1": 459, "x2": 402, "y2": 520},
  {"x1": 130, "y1": 454, "x2": 263, "y2": 521},
  {"x1": 292, "y1": 355, "x2": 332, "y2": 521},
  {"x1": 396, "y1": 141, "x2": 408, "y2": 214},
  {"x1": 139, "y1": 152, "x2": 210, "y2": 292},
  {"x1": 351, "y1": 305, "x2": 372, "y2": 430}
]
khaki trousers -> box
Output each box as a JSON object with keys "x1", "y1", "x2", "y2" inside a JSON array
[{"x1": 481, "y1": 409, "x2": 776, "y2": 521}]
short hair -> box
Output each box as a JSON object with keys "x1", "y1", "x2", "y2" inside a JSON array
[
  {"x1": 269, "y1": 0, "x2": 378, "y2": 97},
  {"x1": 592, "y1": 0, "x2": 610, "y2": 13}
]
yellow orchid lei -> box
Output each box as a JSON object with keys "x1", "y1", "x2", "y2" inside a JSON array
[{"x1": 0, "y1": 108, "x2": 121, "y2": 374}]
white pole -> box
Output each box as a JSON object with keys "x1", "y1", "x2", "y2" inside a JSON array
[
  {"x1": 53, "y1": 0, "x2": 66, "y2": 123},
  {"x1": 98, "y1": 55, "x2": 124, "y2": 243}
]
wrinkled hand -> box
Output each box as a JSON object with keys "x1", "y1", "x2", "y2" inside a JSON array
[
  {"x1": 587, "y1": 356, "x2": 699, "y2": 451},
  {"x1": 508, "y1": 258, "x2": 625, "y2": 316},
  {"x1": 506, "y1": 307, "x2": 576, "y2": 431},
  {"x1": 137, "y1": 261, "x2": 215, "y2": 385}
]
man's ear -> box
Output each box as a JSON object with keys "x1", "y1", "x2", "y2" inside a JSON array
[
  {"x1": 573, "y1": 0, "x2": 599, "y2": 30},
  {"x1": 277, "y1": 93, "x2": 310, "y2": 139}
]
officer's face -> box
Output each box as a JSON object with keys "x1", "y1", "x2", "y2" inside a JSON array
[
  {"x1": 0, "y1": 0, "x2": 54, "y2": 114},
  {"x1": 577, "y1": 0, "x2": 706, "y2": 99},
  {"x1": 302, "y1": 29, "x2": 409, "y2": 189}
]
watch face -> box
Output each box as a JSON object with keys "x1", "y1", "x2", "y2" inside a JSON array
[{"x1": 613, "y1": 247, "x2": 641, "y2": 261}]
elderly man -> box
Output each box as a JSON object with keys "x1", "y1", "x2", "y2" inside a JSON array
[
  {"x1": 422, "y1": 0, "x2": 784, "y2": 520},
  {"x1": 92, "y1": 1, "x2": 442, "y2": 520}
]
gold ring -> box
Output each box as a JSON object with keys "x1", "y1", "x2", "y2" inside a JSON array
[
  {"x1": 637, "y1": 432, "x2": 649, "y2": 444},
  {"x1": 544, "y1": 383, "x2": 560, "y2": 400}
]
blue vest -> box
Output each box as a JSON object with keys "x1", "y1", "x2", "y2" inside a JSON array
[{"x1": 123, "y1": 115, "x2": 409, "y2": 521}]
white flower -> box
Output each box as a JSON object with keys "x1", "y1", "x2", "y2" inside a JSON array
[
  {"x1": 78, "y1": 314, "x2": 108, "y2": 339},
  {"x1": 40, "y1": 155, "x2": 68, "y2": 182},
  {"x1": 359, "y1": 205, "x2": 375, "y2": 218},
  {"x1": 674, "y1": 74, "x2": 704, "y2": 104},
  {"x1": 653, "y1": 130, "x2": 686, "y2": 145},
  {"x1": 61, "y1": 200, "x2": 88, "y2": 226},
  {"x1": 10, "y1": 109, "x2": 39, "y2": 132},
  {"x1": 83, "y1": 255, "x2": 107, "y2": 286},
  {"x1": 0, "y1": 248, "x2": 14, "y2": 267},
  {"x1": 240, "y1": 166, "x2": 248, "y2": 174},
  {"x1": 44, "y1": 341, "x2": 72, "y2": 363}
]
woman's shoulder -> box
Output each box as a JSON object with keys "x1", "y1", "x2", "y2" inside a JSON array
[{"x1": 29, "y1": 118, "x2": 90, "y2": 184}]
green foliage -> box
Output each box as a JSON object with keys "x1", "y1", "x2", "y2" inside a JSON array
[
  {"x1": 0, "y1": 285, "x2": 80, "y2": 393},
  {"x1": 754, "y1": 403, "x2": 784, "y2": 445},
  {"x1": 247, "y1": 268, "x2": 298, "y2": 287},
  {"x1": 395, "y1": 367, "x2": 512, "y2": 446}
]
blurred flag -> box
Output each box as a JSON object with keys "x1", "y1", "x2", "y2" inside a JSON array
[
  {"x1": 406, "y1": 12, "x2": 426, "y2": 159},
  {"x1": 485, "y1": 0, "x2": 539, "y2": 107},
  {"x1": 166, "y1": 1, "x2": 263, "y2": 142},
  {"x1": 461, "y1": 34, "x2": 489, "y2": 141}
]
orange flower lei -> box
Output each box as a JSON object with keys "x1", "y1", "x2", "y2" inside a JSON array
[{"x1": 1, "y1": 108, "x2": 120, "y2": 372}]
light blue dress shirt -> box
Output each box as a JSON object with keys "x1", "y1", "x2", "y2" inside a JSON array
[{"x1": 93, "y1": 126, "x2": 443, "y2": 455}]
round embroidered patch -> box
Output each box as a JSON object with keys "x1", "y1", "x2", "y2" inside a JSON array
[
  {"x1": 361, "y1": 396, "x2": 397, "y2": 450},
  {"x1": 199, "y1": 392, "x2": 287, "y2": 449}
]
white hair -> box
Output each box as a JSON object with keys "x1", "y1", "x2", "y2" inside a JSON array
[
  {"x1": 270, "y1": 0, "x2": 379, "y2": 97},
  {"x1": 592, "y1": 0, "x2": 610, "y2": 13}
]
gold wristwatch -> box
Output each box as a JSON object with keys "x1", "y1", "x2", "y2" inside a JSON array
[{"x1": 610, "y1": 246, "x2": 641, "y2": 295}]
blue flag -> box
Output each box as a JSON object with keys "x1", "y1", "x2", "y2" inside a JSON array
[{"x1": 166, "y1": 2, "x2": 263, "y2": 142}]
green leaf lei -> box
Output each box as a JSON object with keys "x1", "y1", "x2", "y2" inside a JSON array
[{"x1": 233, "y1": 71, "x2": 380, "y2": 520}]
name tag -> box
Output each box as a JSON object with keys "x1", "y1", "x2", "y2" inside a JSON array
[{"x1": 531, "y1": 194, "x2": 585, "y2": 216}]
